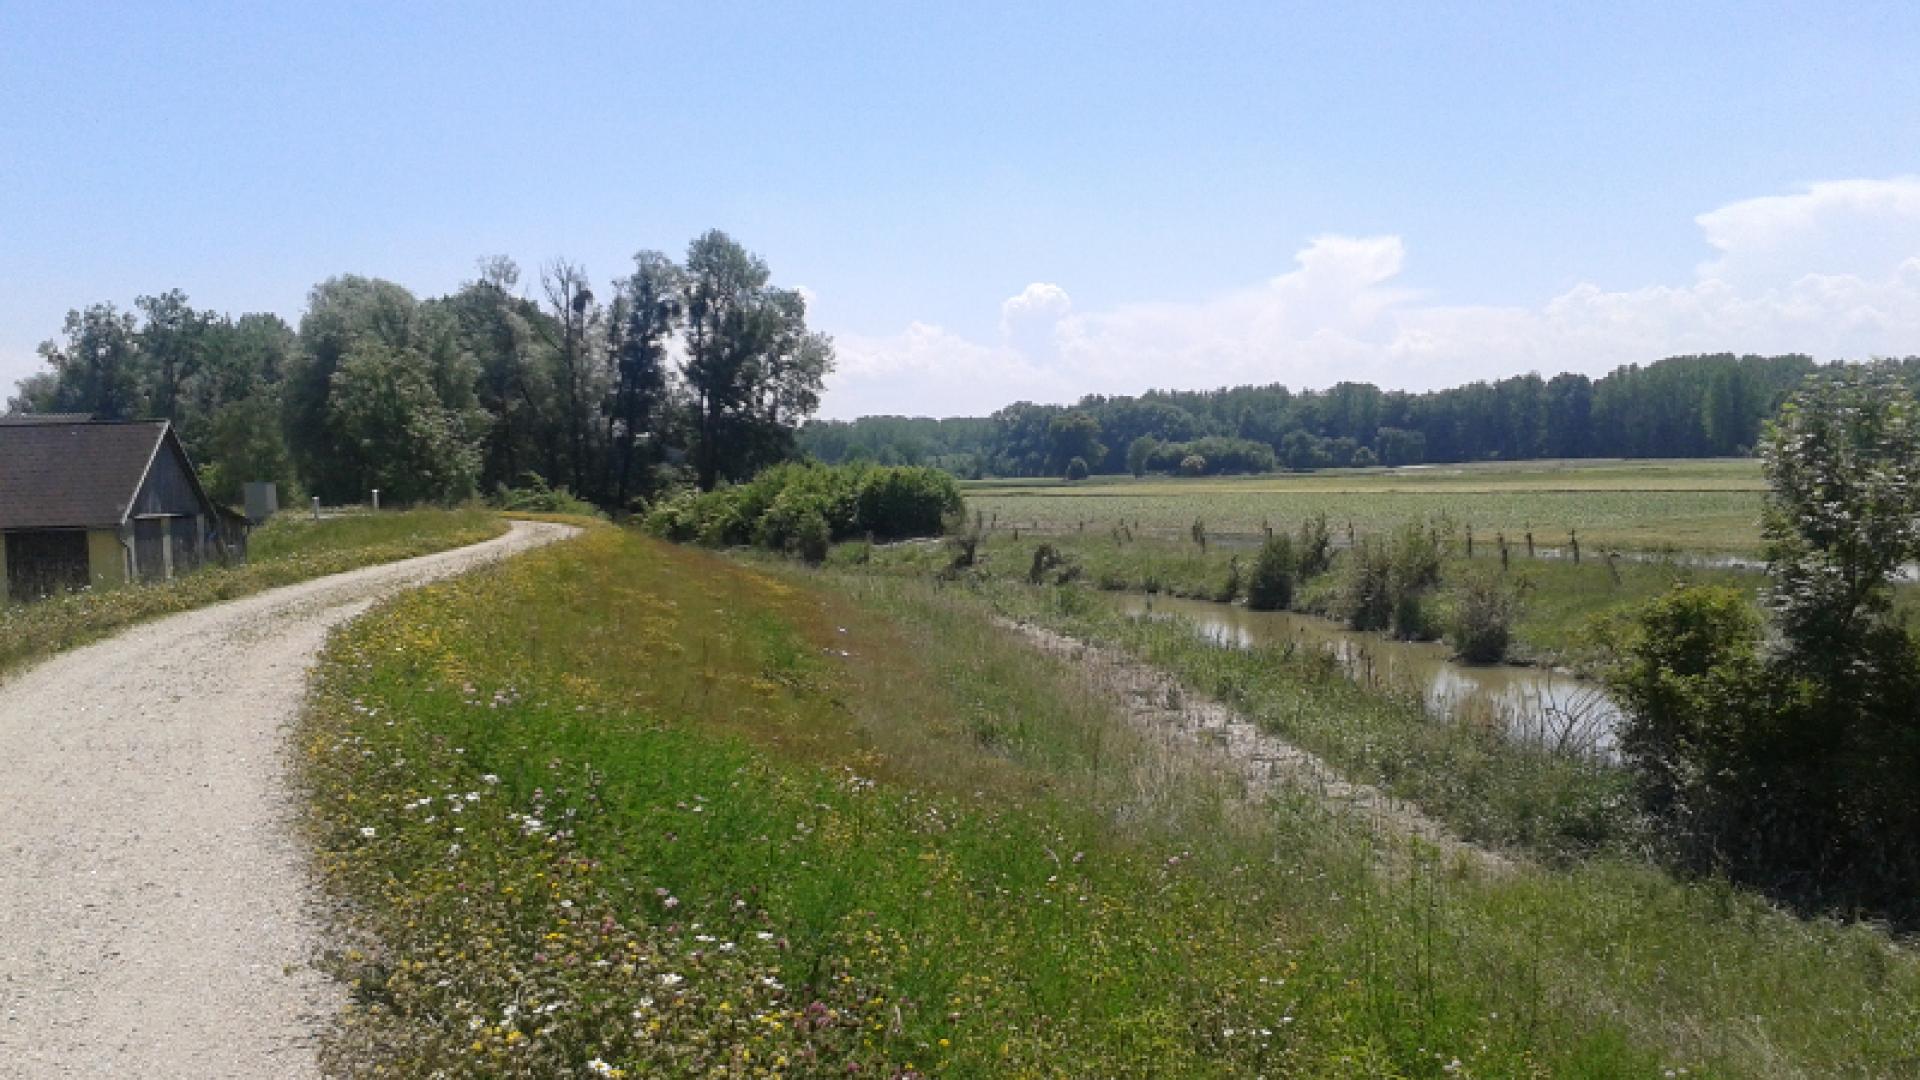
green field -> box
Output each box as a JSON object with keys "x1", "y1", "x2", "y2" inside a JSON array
[{"x1": 965, "y1": 458, "x2": 1767, "y2": 554}]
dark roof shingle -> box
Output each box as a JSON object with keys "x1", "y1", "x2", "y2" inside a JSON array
[{"x1": 0, "y1": 421, "x2": 169, "y2": 529}]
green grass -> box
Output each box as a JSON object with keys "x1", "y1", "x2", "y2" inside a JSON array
[
  {"x1": 966, "y1": 459, "x2": 1767, "y2": 554},
  {"x1": 0, "y1": 507, "x2": 503, "y2": 681},
  {"x1": 299, "y1": 527, "x2": 1920, "y2": 1077},
  {"x1": 861, "y1": 530, "x2": 1764, "y2": 672}
]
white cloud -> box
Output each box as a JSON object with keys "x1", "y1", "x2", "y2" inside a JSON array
[
  {"x1": 998, "y1": 282, "x2": 1072, "y2": 336},
  {"x1": 818, "y1": 177, "x2": 1920, "y2": 418}
]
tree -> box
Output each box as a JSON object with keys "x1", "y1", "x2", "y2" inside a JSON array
[
  {"x1": 606, "y1": 251, "x2": 681, "y2": 509},
  {"x1": 1046, "y1": 411, "x2": 1105, "y2": 473},
  {"x1": 327, "y1": 343, "x2": 480, "y2": 503},
  {"x1": 680, "y1": 230, "x2": 832, "y2": 489},
  {"x1": 447, "y1": 257, "x2": 547, "y2": 493},
  {"x1": 538, "y1": 259, "x2": 605, "y2": 496},
  {"x1": 1126, "y1": 435, "x2": 1159, "y2": 477},
  {"x1": 287, "y1": 276, "x2": 421, "y2": 501},
  {"x1": 1760, "y1": 362, "x2": 1920, "y2": 686},
  {"x1": 136, "y1": 289, "x2": 213, "y2": 424},
  {"x1": 36, "y1": 303, "x2": 143, "y2": 419},
  {"x1": 1609, "y1": 363, "x2": 1920, "y2": 918}
]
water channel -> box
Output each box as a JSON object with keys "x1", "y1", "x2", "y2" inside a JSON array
[{"x1": 1113, "y1": 593, "x2": 1623, "y2": 758}]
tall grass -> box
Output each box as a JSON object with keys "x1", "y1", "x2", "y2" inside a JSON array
[
  {"x1": 0, "y1": 508, "x2": 502, "y2": 680},
  {"x1": 299, "y1": 528, "x2": 1919, "y2": 1076}
]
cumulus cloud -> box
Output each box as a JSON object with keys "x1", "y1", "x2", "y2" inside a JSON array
[
  {"x1": 818, "y1": 177, "x2": 1920, "y2": 418},
  {"x1": 998, "y1": 282, "x2": 1073, "y2": 335}
]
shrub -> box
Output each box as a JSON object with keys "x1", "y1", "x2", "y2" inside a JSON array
[
  {"x1": 1339, "y1": 537, "x2": 1393, "y2": 632},
  {"x1": 1217, "y1": 555, "x2": 1243, "y2": 603},
  {"x1": 645, "y1": 463, "x2": 961, "y2": 557},
  {"x1": 1178, "y1": 454, "x2": 1208, "y2": 477},
  {"x1": 1246, "y1": 534, "x2": 1296, "y2": 611},
  {"x1": 791, "y1": 508, "x2": 831, "y2": 565},
  {"x1": 492, "y1": 473, "x2": 600, "y2": 516},
  {"x1": 1029, "y1": 543, "x2": 1064, "y2": 586},
  {"x1": 1447, "y1": 569, "x2": 1524, "y2": 663},
  {"x1": 1386, "y1": 523, "x2": 1442, "y2": 640},
  {"x1": 1296, "y1": 513, "x2": 1333, "y2": 580},
  {"x1": 1064, "y1": 456, "x2": 1090, "y2": 481}
]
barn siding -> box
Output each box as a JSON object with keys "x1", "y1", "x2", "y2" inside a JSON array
[
  {"x1": 128, "y1": 440, "x2": 205, "y2": 518},
  {"x1": 0, "y1": 533, "x2": 8, "y2": 605}
]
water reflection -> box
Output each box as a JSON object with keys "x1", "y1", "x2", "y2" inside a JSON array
[{"x1": 1114, "y1": 593, "x2": 1621, "y2": 758}]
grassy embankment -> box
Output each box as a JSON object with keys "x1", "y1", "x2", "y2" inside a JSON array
[
  {"x1": 300, "y1": 526, "x2": 1918, "y2": 1077},
  {"x1": 964, "y1": 458, "x2": 1768, "y2": 555},
  {"x1": 0, "y1": 508, "x2": 503, "y2": 680}
]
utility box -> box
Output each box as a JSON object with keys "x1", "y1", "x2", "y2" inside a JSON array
[{"x1": 243, "y1": 482, "x2": 280, "y2": 524}]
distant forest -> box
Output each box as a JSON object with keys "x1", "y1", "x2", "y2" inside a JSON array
[
  {"x1": 6, "y1": 231, "x2": 830, "y2": 509},
  {"x1": 801, "y1": 354, "x2": 1920, "y2": 479}
]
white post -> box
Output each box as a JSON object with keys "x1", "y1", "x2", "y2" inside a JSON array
[
  {"x1": 371, "y1": 488, "x2": 381, "y2": 511},
  {"x1": 312, "y1": 496, "x2": 321, "y2": 522}
]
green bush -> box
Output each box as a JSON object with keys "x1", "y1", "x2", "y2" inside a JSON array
[
  {"x1": 1447, "y1": 568, "x2": 1524, "y2": 663},
  {"x1": 1339, "y1": 537, "x2": 1393, "y2": 632},
  {"x1": 645, "y1": 463, "x2": 961, "y2": 556},
  {"x1": 1335, "y1": 524, "x2": 1441, "y2": 639},
  {"x1": 1064, "y1": 456, "x2": 1089, "y2": 481},
  {"x1": 491, "y1": 473, "x2": 601, "y2": 516},
  {"x1": 1246, "y1": 534, "x2": 1296, "y2": 611},
  {"x1": 1296, "y1": 512, "x2": 1333, "y2": 580},
  {"x1": 1178, "y1": 453, "x2": 1207, "y2": 477}
]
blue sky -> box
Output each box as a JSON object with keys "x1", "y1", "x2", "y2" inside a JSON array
[{"x1": 3, "y1": 1, "x2": 1918, "y2": 418}]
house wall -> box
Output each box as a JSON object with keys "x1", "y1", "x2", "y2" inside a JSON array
[{"x1": 88, "y1": 528, "x2": 128, "y2": 587}]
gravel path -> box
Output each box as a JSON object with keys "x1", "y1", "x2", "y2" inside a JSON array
[{"x1": 0, "y1": 521, "x2": 575, "y2": 1078}]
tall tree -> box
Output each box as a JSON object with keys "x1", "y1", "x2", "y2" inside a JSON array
[
  {"x1": 679, "y1": 230, "x2": 831, "y2": 489},
  {"x1": 36, "y1": 303, "x2": 143, "y2": 419},
  {"x1": 537, "y1": 259, "x2": 603, "y2": 496},
  {"x1": 605, "y1": 251, "x2": 681, "y2": 509}
]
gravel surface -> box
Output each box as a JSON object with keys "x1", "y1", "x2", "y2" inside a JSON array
[{"x1": 0, "y1": 521, "x2": 575, "y2": 1078}]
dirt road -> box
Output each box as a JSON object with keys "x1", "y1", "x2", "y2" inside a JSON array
[{"x1": 0, "y1": 521, "x2": 575, "y2": 1078}]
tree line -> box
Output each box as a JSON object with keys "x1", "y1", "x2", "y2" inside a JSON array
[
  {"x1": 6, "y1": 230, "x2": 831, "y2": 508},
  {"x1": 803, "y1": 353, "x2": 1920, "y2": 477}
]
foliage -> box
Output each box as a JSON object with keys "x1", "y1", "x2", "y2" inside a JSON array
[
  {"x1": 1608, "y1": 365, "x2": 1920, "y2": 921},
  {"x1": 645, "y1": 463, "x2": 961, "y2": 556},
  {"x1": 1178, "y1": 453, "x2": 1208, "y2": 476},
  {"x1": 1045, "y1": 410, "x2": 1105, "y2": 473},
  {"x1": 681, "y1": 230, "x2": 833, "y2": 490},
  {"x1": 1295, "y1": 512, "x2": 1333, "y2": 579},
  {"x1": 782, "y1": 354, "x2": 1867, "y2": 481},
  {"x1": 491, "y1": 474, "x2": 601, "y2": 517},
  {"x1": 1246, "y1": 534, "x2": 1297, "y2": 611},
  {"x1": 9, "y1": 233, "x2": 831, "y2": 514},
  {"x1": 1760, "y1": 362, "x2": 1920, "y2": 679},
  {"x1": 1446, "y1": 568, "x2": 1525, "y2": 663},
  {"x1": 1063, "y1": 454, "x2": 1089, "y2": 481}
]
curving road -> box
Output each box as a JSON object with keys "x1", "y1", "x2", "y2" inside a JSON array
[{"x1": 0, "y1": 520, "x2": 575, "y2": 1078}]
